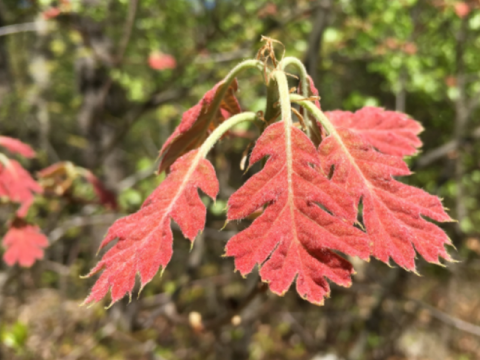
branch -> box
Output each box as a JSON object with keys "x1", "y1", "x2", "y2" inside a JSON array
[
  {"x1": 0, "y1": 22, "x2": 37, "y2": 37},
  {"x1": 115, "y1": 0, "x2": 139, "y2": 65},
  {"x1": 407, "y1": 298, "x2": 480, "y2": 338},
  {"x1": 413, "y1": 125, "x2": 480, "y2": 169},
  {"x1": 48, "y1": 213, "x2": 123, "y2": 244},
  {"x1": 304, "y1": 0, "x2": 332, "y2": 85}
]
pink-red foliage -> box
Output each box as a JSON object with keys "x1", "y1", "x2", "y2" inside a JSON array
[
  {"x1": 0, "y1": 136, "x2": 36, "y2": 158},
  {"x1": 148, "y1": 52, "x2": 177, "y2": 70},
  {"x1": 158, "y1": 80, "x2": 241, "y2": 172},
  {"x1": 43, "y1": 7, "x2": 61, "y2": 20},
  {"x1": 454, "y1": 2, "x2": 470, "y2": 18},
  {"x1": 1, "y1": 137, "x2": 46, "y2": 267},
  {"x1": 327, "y1": 107, "x2": 423, "y2": 157},
  {"x1": 84, "y1": 150, "x2": 218, "y2": 305},
  {"x1": 226, "y1": 122, "x2": 369, "y2": 304},
  {"x1": 3, "y1": 220, "x2": 48, "y2": 267},
  {"x1": 83, "y1": 54, "x2": 454, "y2": 306},
  {"x1": 319, "y1": 111, "x2": 453, "y2": 270},
  {"x1": 0, "y1": 158, "x2": 43, "y2": 218}
]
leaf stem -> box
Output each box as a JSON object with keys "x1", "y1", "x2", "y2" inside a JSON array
[
  {"x1": 198, "y1": 112, "x2": 258, "y2": 158},
  {"x1": 280, "y1": 57, "x2": 309, "y2": 103},
  {"x1": 281, "y1": 57, "x2": 324, "y2": 142},
  {"x1": 209, "y1": 59, "x2": 264, "y2": 118},
  {"x1": 290, "y1": 94, "x2": 335, "y2": 135},
  {"x1": 273, "y1": 70, "x2": 293, "y2": 126}
]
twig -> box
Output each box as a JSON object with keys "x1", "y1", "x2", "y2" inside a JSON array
[
  {"x1": 414, "y1": 125, "x2": 480, "y2": 168},
  {"x1": 0, "y1": 22, "x2": 37, "y2": 37},
  {"x1": 116, "y1": 164, "x2": 157, "y2": 192},
  {"x1": 116, "y1": 0, "x2": 139, "y2": 65},
  {"x1": 48, "y1": 213, "x2": 123, "y2": 244},
  {"x1": 406, "y1": 298, "x2": 480, "y2": 338}
]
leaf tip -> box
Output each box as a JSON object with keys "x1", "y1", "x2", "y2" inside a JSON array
[
  {"x1": 219, "y1": 220, "x2": 229, "y2": 231},
  {"x1": 411, "y1": 268, "x2": 421, "y2": 277},
  {"x1": 311, "y1": 299, "x2": 325, "y2": 306}
]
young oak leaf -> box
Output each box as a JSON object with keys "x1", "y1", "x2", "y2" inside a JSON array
[
  {"x1": 0, "y1": 136, "x2": 36, "y2": 158},
  {"x1": 299, "y1": 75, "x2": 321, "y2": 110},
  {"x1": 297, "y1": 75, "x2": 323, "y2": 146},
  {"x1": 327, "y1": 108, "x2": 423, "y2": 157},
  {"x1": 318, "y1": 115, "x2": 453, "y2": 271},
  {"x1": 226, "y1": 122, "x2": 369, "y2": 305},
  {"x1": 2, "y1": 220, "x2": 49, "y2": 267},
  {"x1": 0, "y1": 158, "x2": 43, "y2": 218},
  {"x1": 158, "y1": 80, "x2": 241, "y2": 173},
  {"x1": 84, "y1": 149, "x2": 218, "y2": 306}
]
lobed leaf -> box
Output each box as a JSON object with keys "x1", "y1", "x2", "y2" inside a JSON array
[
  {"x1": 0, "y1": 158, "x2": 43, "y2": 217},
  {"x1": 327, "y1": 108, "x2": 423, "y2": 157},
  {"x1": 226, "y1": 122, "x2": 369, "y2": 305},
  {"x1": 84, "y1": 149, "x2": 218, "y2": 305},
  {"x1": 318, "y1": 114, "x2": 453, "y2": 271},
  {"x1": 2, "y1": 220, "x2": 49, "y2": 267},
  {"x1": 0, "y1": 136, "x2": 36, "y2": 158},
  {"x1": 158, "y1": 80, "x2": 241, "y2": 173}
]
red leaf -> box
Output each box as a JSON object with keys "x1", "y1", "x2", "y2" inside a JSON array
[
  {"x1": 158, "y1": 80, "x2": 241, "y2": 173},
  {"x1": 148, "y1": 52, "x2": 177, "y2": 70},
  {"x1": 84, "y1": 149, "x2": 218, "y2": 305},
  {"x1": 454, "y1": 2, "x2": 470, "y2": 18},
  {"x1": 43, "y1": 7, "x2": 61, "y2": 20},
  {"x1": 318, "y1": 114, "x2": 453, "y2": 271},
  {"x1": 298, "y1": 76, "x2": 324, "y2": 146},
  {"x1": 226, "y1": 122, "x2": 369, "y2": 305},
  {"x1": 258, "y1": 3, "x2": 278, "y2": 18},
  {"x1": 300, "y1": 75, "x2": 321, "y2": 110},
  {"x1": 0, "y1": 136, "x2": 36, "y2": 158},
  {"x1": 327, "y1": 108, "x2": 423, "y2": 157},
  {"x1": 0, "y1": 159, "x2": 43, "y2": 217},
  {"x1": 2, "y1": 220, "x2": 48, "y2": 267},
  {"x1": 83, "y1": 170, "x2": 118, "y2": 210}
]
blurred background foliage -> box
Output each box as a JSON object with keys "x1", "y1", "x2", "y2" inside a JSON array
[{"x1": 1, "y1": 0, "x2": 480, "y2": 359}]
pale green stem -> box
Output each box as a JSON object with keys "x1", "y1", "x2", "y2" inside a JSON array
[
  {"x1": 281, "y1": 57, "x2": 313, "y2": 138},
  {"x1": 209, "y1": 60, "x2": 264, "y2": 118},
  {"x1": 0, "y1": 153, "x2": 11, "y2": 167},
  {"x1": 198, "y1": 112, "x2": 258, "y2": 158},
  {"x1": 272, "y1": 70, "x2": 293, "y2": 126},
  {"x1": 290, "y1": 94, "x2": 335, "y2": 135},
  {"x1": 280, "y1": 57, "x2": 309, "y2": 100}
]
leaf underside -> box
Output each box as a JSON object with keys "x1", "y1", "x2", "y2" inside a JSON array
[
  {"x1": 319, "y1": 110, "x2": 453, "y2": 271},
  {"x1": 84, "y1": 149, "x2": 218, "y2": 305},
  {"x1": 226, "y1": 122, "x2": 369, "y2": 305},
  {"x1": 327, "y1": 108, "x2": 423, "y2": 157},
  {"x1": 84, "y1": 93, "x2": 453, "y2": 306},
  {"x1": 158, "y1": 80, "x2": 241, "y2": 173}
]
